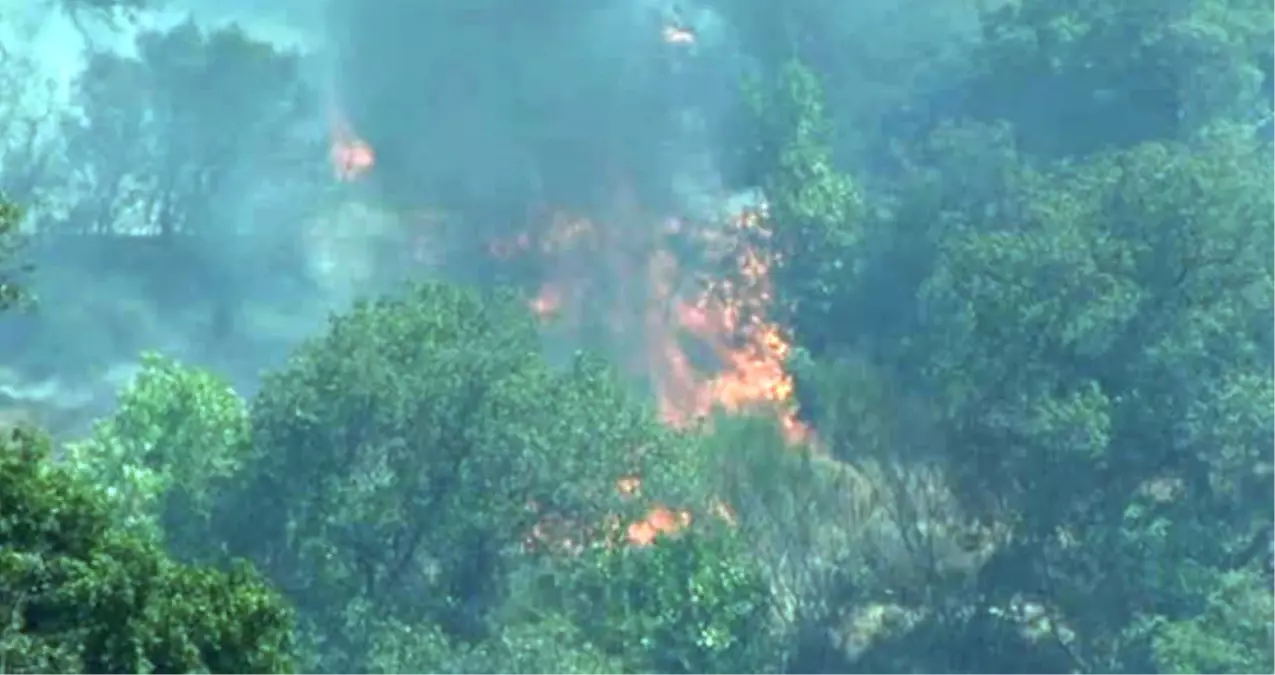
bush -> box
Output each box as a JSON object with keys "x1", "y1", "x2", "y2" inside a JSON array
[
  {"x1": 541, "y1": 529, "x2": 784, "y2": 674},
  {"x1": 366, "y1": 613, "x2": 626, "y2": 674},
  {"x1": 0, "y1": 425, "x2": 295, "y2": 674},
  {"x1": 63, "y1": 353, "x2": 251, "y2": 560},
  {"x1": 215, "y1": 281, "x2": 690, "y2": 670}
]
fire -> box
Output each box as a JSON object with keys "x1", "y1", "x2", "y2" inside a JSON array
[
  {"x1": 322, "y1": 111, "x2": 805, "y2": 549},
  {"x1": 476, "y1": 193, "x2": 809, "y2": 547},
  {"x1": 500, "y1": 197, "x2": 808, "y2": 547},
  {"x1": 645, "y1": 205, "x2": 809, "y2": 444},
  {"x1": 627, "y1": 505, "x2": 692, "y2": 546},
  {"x1": 330, "y1": 108, "x2": 375, "y2": 181},
  {"x1": 530, "y1": 282, "x2": 563, "y2": 321},
  {"x1": 618, "y1": 474, "x2": 735, "y2": 548},
  {"x1": 510, "y1": 200, "x2": 808, "y2": 442}
]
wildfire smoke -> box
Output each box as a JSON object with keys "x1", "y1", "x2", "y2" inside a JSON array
[{"x1": 324, "y1": 107, "x2": 807, "y2": 547}]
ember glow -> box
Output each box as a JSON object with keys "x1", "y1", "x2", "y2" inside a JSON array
[
  {"x1": 501, "y1": 203, "x2": 807, "y2": 444},
  {"x1": 329, "y1": 109, "x2": 375, "y2": 181},
  {"x1": 501, "y1": 201, "x2": 807, "y2": 546},
  {"x1": 649, "y1": 206, "x2": 808, "y2": 444},
  {"x1": 325, "y1": 113, "x2": 805, "y2": 547}
]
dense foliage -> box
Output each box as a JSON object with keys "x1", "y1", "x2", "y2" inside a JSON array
[
  {"x1": 0, "y1": 426, "x2": 295, "y2": 674},
  {"x1": 544, "y1": 529, "x2": 783, "y2": 673},
  {"x1": 0, "y1": 0, "x2": 1270, "y2": 672},
  {"x1": 0, "y1": 200, "x2": 29, "y2": 311}
]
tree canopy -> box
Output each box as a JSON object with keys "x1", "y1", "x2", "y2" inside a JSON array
[
  {"x1": 0, "y1": 424, "x2": 295, "y2": 674},
  {"x1": 0, "y1": 0, "x2": 1271, "y2": 672},
  {"x1": 0, "y1": 199, "x2": 29, "y2": 311}
]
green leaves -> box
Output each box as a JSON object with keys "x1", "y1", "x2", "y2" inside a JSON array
[
  {"x1": 63, "y1": 353, "x2": 251, "y2": 552},
  {"x1": 221, "y1": 281, "x2": 686, "y2": 670},
  {"x1": 972, "y1": 0, "x2": 1273, "y2": 154},
  {"x1": 726, "y1": 1, "x2": 1273, "y2": 668},
  {"x1": 0, "y1": 425, "x2": 295, "y2": 674},
  {"x1": 7, "y1": 1, "x2": 1268, "y2": 671},
  {"x1": 65, "y1": 18, "x2": 315, "y2": 237},
  {"x1": 913, "y1": 122, "x2": 1271, "y2": 504},
  {"x1": 549, "y1": 530, "x2": 782, "y2": 674},
  {"x1": 1150, "y1": 568, "x2": 1275, "y2": 674},
  {"x1": 0, "y1": 199, "x2": 31, "y2": 311},
  {"x1": 366, "y1": 614, "x2": 625, "y2": 674},
  {"x1": 741, "y1": 60, "x2": 864, "y2": 348}
]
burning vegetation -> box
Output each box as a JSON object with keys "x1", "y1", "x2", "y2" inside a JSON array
[
  {"x1": 327, "y1": 102, "x2": 807, "y2": 547},
  {"x1": 329, "y1": 107, "x2": 375, "y2": 182}
]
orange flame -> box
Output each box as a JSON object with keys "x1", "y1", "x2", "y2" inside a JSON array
[
  {"x1": 530, "y1": 282, "x2": 564, "y2": 321},
  {"x1": 494, "y1": 194, "x2": 807, "y2": 546},
  {"x1": 321, "y1": 111, "x2": 800, "y2": 548},
  {"x1": 505, "y1": 199, "x2": 808, "y2": 442},
  {"x1": 644, "y1": 205, "x2": 809, "y2": 443},
  {"x1": 330, "y1": 108, "x2": 375, "y2": 181}
]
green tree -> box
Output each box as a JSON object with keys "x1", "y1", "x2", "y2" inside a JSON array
[
  {"x1": 365, "y1": 613, "x2": 626, "y2": 674},
  {"x1": 213, "y1": 281, "x2": 690, "y2": 671},
  {"x1": 1150, "y1": 567, "x2": 1274, "y2": 674},
  {"x1": 800, "y1": 115, "x2": 1271, "y2": 675},
  {"x1": 708, "y1": 0, "x2": 983, "y2": 173},
  {"x1": 968, "y1": 0, "x2": 1274, "y2": 155},
  {"x1": 0, "y1": 37, "x2": 66, "y2": 206},
  {"x1": 739, "y1": 60, "x2": 863, "y2": 358},
  {"x1": 0, "y1": 198, "x2": 30, "y2": 310},
  {"x1": 732, "y1": 0, "x2": 1273, "y2": 670},
  {"x1": 0, "y1": 425, "x2": 295, "y2": 674},
  {"x1": 526, "y1": 528, "x2": 783, "y2": 674},
  {"x1": 63, "y1": 353, "x2": 252, "y2": 560},
  {"x1": 62, "y1": 18, "x2": 317, "y2": 236}
]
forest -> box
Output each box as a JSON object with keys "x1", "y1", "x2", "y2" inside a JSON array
[{"x1": 0, "y1": 0, "x2": 1271, "y2": 672}]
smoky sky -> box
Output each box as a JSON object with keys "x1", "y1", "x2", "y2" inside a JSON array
[
  {"x1": 0, "y1": 0, "x2": 985, "y2": 430},
  {"x1": 326, "y1": 1, "x2": 742, "y2": 225}
]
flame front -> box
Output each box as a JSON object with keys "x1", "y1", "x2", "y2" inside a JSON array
[
  {"x1": 324, "y1": 113, "x2": 807, "y2": 548},
  {"x1": 510, "y1": 201, "x2": 806, "y2": 444},
  {"x1": 511, "y1": 198, "x2": 808, "y2": 546},
  {"x1": 649, "y1": 206, "x2": 807, "y2": 443}
]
